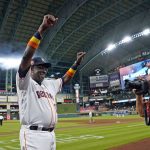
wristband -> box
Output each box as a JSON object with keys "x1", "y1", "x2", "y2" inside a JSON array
[
  {"x1": 66, "y1": 67, "x2": 76, "y2": 77},
  {"x1": 27, "y1": 32, "x2": 41, "y2": 49}
]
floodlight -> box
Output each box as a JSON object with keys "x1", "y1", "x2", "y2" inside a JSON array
[
  {"x1": 122, "y1": 36, "x2": 132, "y2": 43},
  {"x1": 142, "y1": 28, "x2": 150, "y2": 36},
  {"x1": 0, "y1": 57, "x2": 21, "y2": 69},
  {"x1": 101, "y1": 28, "x2": 150, "y2": 55},
  {"x1": 107, "y1": 44, "x2": 116, "y2": 51}
]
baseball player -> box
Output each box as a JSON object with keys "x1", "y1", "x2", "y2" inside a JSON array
[
  {"x1": 0, "y1": 115, "x2": 4, "y2": 126},
  {"x1": 89, "y1": 111, "x2": 94, "y2": 123},
  {"x1": 16, "y1": 14, "x2": 86, "y2": 150}
]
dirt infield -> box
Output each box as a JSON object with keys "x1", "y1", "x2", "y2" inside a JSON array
[
  {"x1": 60, "y1": 117, "x2": 143, "y2": 125},
  {"x1": 110, "y1": 138, "x2": 150, "y2": 150}
]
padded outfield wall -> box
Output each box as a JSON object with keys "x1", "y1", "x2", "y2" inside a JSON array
[{"x1": 57, "y1": 103, "x2": 77, "y2": 114}]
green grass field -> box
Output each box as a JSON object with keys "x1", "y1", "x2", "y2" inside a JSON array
[{"x1": 0, "y1": 115, "x2": 150, "y2": 150}]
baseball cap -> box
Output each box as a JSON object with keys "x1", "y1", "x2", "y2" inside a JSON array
[{"x1": 31, "y1": 57, "x2": 51, "y2": 68}]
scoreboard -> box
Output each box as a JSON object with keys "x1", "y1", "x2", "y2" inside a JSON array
[{"x1": 89, "y1": 75, "x2": 109, "y2": 88}]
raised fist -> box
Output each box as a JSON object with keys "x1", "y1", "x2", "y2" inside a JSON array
[
  {"x1": 75, "y1": 52, "x2": 86, "y2": 65},
  {"x1": 38, "y1": 14, "x2": 58, "y2": 33},
  {"x1": 43, "y1": 14, "x2": 58, "y2": 27}
]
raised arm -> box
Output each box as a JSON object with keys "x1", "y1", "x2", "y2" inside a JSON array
[
  {"x1": 18, "y1": 14, "x2": 58, "y2": 77},
  {"x1": 62, "y1": 52, "x2": 86, "y2": 85}
]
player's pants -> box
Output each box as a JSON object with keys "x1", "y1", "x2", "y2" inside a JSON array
[
  {"x1": 20, "y1": 125, "x2": 56, "y2": 150},
  {"x1": 0, "y1": 119, "x2": 2, "y2": 126}
]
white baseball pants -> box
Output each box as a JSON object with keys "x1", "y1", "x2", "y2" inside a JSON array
[{"x1": 20, "y1": 125, "x2": 56, "y2": 150}]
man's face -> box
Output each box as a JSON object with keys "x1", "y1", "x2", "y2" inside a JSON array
[{"x1": 31, "y1": 65, "x2": 48, "y2": 84}]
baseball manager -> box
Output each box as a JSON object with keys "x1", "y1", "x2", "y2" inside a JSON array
[{"x1": 16, "y1": 14, "x2": 86, "y2": 150}]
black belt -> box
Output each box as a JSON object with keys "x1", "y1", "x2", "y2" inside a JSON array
[{"x1": 29, "y1": 126, "x2": 54, "y2": 132}]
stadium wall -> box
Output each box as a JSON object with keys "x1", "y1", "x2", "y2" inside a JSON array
[{"x1": 57, "y1": 103, "x2": 77, "y2": 114}]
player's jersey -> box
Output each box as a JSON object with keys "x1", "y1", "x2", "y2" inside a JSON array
[
  {"x1": 89, "y1": 112, "x2": 92, "y2": 118},
  {"x1": 16, "y1": 70, "x2": 62, "y2": 128}
]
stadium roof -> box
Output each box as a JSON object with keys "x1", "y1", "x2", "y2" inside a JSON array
[{"x1": 0, "y1": 0, "x2": 150, "y2": 76}]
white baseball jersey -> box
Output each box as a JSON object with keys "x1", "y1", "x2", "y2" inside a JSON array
[
  {"x1": 16, "y1": 69, "x2": 62, "y2": 128},
  {"x1": 0, "y1": 115, "x2": 4, "y2": 120},
  {"x1": 89, "y1": 111, "x2": 92, "y2": 118}
]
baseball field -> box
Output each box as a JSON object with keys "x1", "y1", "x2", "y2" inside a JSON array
[{"x1": 0, "y1": 115, "x2": 150, "y2": 150}]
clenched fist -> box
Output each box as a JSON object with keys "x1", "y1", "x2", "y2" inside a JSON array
[
  {"x1": 75, "y1": 52, "x2": 86, "y2": 65},
  {"x1": 38, "y1": 14, "x2": 58, "y2": 34},
  {"x1": 43, "y1": 14, "x2": 58, "y2": 27}
]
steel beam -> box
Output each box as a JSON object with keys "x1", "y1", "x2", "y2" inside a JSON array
[
  {"x1": 40, "y1": 0, "x2": 88, "y2": 57},
  {"x1": 0, "y1": 0, "x2": 13, "y2": 35}
]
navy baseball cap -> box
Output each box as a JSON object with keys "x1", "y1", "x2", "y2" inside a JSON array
[{"x1": 31, "y1": 57, "x2": 51, "y2": 68}]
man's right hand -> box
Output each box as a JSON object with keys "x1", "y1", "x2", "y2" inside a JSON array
[{"x1": 38, "y1": 14, "x2": 58, "y2": 35}]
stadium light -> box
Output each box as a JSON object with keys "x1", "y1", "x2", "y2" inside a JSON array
[
  {"x1": 101, "y1": 28, "x2": 150, "y2": 55},
  {"x1": 0, "y1": 57, "x2": 21, "y2": 69},
  {"x1": 122, "y1": 36, "x2": 132, "y2": 43},
  {"x1": 142, "y1": 28, "x2": 150, "y2": 36},
  {"x1": 80, "y1": 27, "x2": 150, "y2": 72},
  {"x1": 106, "y1": 44, "x2": 116, "y2": 51}
]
